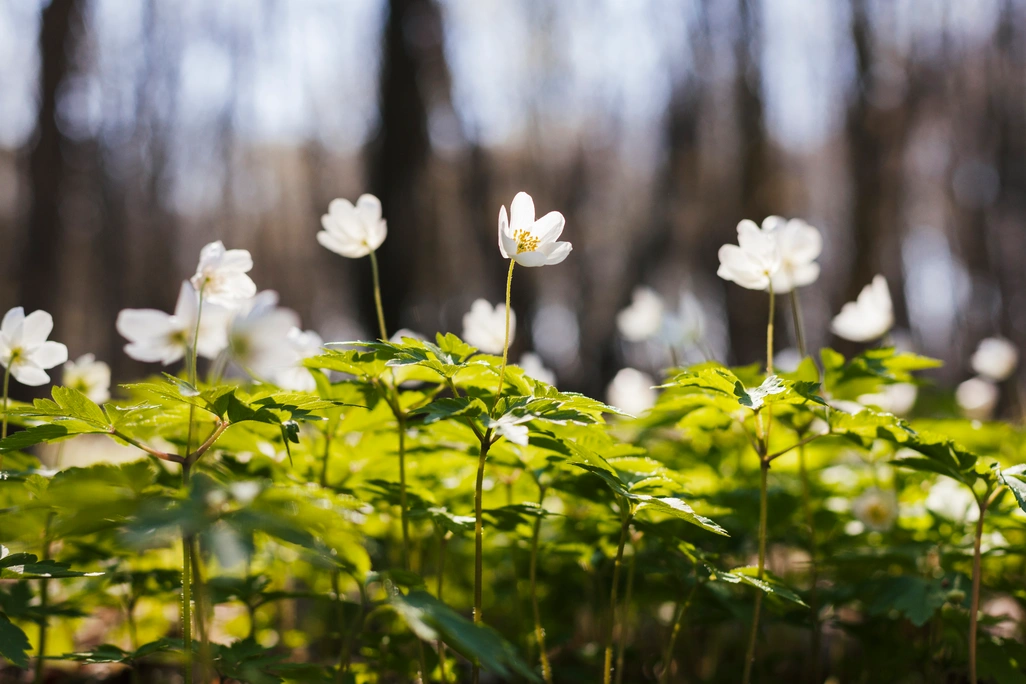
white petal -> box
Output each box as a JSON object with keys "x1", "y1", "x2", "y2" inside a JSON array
[
  {"x1": 512, "y1": 250, "x2": 549, "y2": 267},
  {"x1": 174, "y1": 281, "x2": 198, "y2": 321},
  {"x1": 498, "y1": 206, "x2": 511, "y2": 258},
  {"x1": 317, "y1": 230, "x2": 369, "y2": 258},
  {"x1": 219, "y1": 249, "x2": 254, "y2": 273},
  {"x1": 21, "y1": 310, "x2": 54, "y2": 347},
  {"x1": 1, "y1": 307, "x2": 24, "y2": 338},
  {"x1": 532, "y1": 211, "x2": 565, "y2": 243},
  {"x1": 541, "y1": 241, "x2": 572, "y2": 265},
  {"x1": 117, "y1": 309, "x2": 175, "y2": 341},
  {"x1": 11, "y1": 363, "x2": 50, "y2": 386},
  {"x1": 509, "y1": 192, "x2": 536, "y2": 232},
  {"x1": 356, "y1": 194, "x2": 382, "y2": 223},
  {"x1": 29, "y1": 341, "x2": 68, "y2": 369}
]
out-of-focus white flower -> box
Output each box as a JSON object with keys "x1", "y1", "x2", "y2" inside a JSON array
[
  {"x1": 852, "y1": 488, "x2": 899, "y2": 532},
  {"x1": 518, "y1": 352, "x2": 555, "y2": 385},
  {"x1": 117, "y1": 282, "x2": 230, "y2": 365},
  {"x1": 389, "y1": 328, "x2": 425, "y2": 343},
  {"x1": 462, "y1": 299, "x2": 514, "y2": 354},
  {"x1": 228, "y1": 292, "x2": 301, "y2": 380},
  {"x1": 606, "y1": 368, "x2": 656, "y2": 416},
  {"x1": 0, "y1": 307, "x2": 69, "y2": 386},
  {"x1": 762, "y1": 216, "x2": 822, "y2": 293},
  {"x1": 971, "y1": 337, "x2": 1018, "y2": 382},
  {"x1": 956, "y1": 377, "x2": 999, "y2": 421},
  {"x1": 190, "y1": 241, "x2": 257, "y2": 306},
  {"x1": 717, "y1": 219, "x2": 781, "y2": 291},
  {"x1": 273, "y1": 327, "x2": 323, "y2": 391},
  {"x1": 498, "y1": 192, "x2": 571, "y2": 267},
  {"x1": 616, "y1": 287, "x2": 664, "y2": 342},
  {"x1": 663, "y1": 291, "x2": 706, "y2": 347},
  {"x1": 63, "y1": 354, "x2": 111, "y2": 403},
  {"x1": 925, "y1": 477, "x2": 978, "y2": 523},
  {"x1": 858, "y1": 382, "x2": 917, "y2": 416},
  {"x1": 317, "y1": 194, "x2": 388, "y2": 259},
  {"x1": 831, "y1": 275, "x2": 893, "y2": 342}
]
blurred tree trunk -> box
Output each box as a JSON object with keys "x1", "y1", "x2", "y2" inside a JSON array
[
  {"x1": 365, "y1": 0, "x2": 447, "y2": 336},
  {"x1": 20, "y1": 0, "x2": 83, "y2": 320}
]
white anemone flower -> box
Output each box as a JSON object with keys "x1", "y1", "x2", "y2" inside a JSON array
[
  {"x1": 763, "y1": 216, "x2": 823, "y2": 293},
  {"x1": 389, "y1": 328, "x2": 425, "y2": 343},
  {"x1": 317, "y1": 194, "x2": 387, "y2": 258},
  {"x1": 0, "y1": 307, "x2": 68, "y2": 386},
  {"x1": 518, "y1": 352, "x2": 555, "y2": 385},
  {"x1": 926, "y1": 477, "x2": 978, "y2": 523},
  {"x1": 830, "y1": 275, "x2": 894, "y2": 342},
  {"x1": 274, "y1": 327, "x2": 324, "y2": 391},
  {"x1": 190, "y1": 241, "x2": 257, "y2": 306},
  {"x1": 117, "y1": 281, "x2": 230, "y2": 365},
  {"x1": 606, "y1": 368, "x2": 656, "y2": 416},
  {"x1": 971, "y1": 337, "x2": 1018, "y2": 382},
  {"x1": 462, "y1": 299, "x2": 514, "y2": 354},
  {"x1": 63, "y1": 354, "x2": 111, "y2": 403},
  {"x1": 858, "y1": 382, "x2": 918, "y2": 416},
  {"x1": 717, "y1": 219, "x2": 781, "y2": 291},
  {"x1": 852, "y1": 488, "x2": 899, "y2": 532},
  {"x1": 616, "y1": 287, "x2": 664, "y2": 342},
  {"x1": 498, "y1": 192, "x2": 571, "y2": 267},
  {"x1": 956, "y1": 377, "x2": 998, "y2": 421},
  {"x1": 228, "y1": 292, "x2": 301, "y2": 381}
]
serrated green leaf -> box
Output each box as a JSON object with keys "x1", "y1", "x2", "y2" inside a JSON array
[{"x1": 0, "y1": 614, "x2": 30, "y2": 668}]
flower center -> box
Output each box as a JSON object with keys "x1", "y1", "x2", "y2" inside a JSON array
[
  {"x1": 866, "y1": 502, "x2": 890, "y2": 524},
  {"x1": 513, "y1": 229, "x2": 539, "y2": 254}
]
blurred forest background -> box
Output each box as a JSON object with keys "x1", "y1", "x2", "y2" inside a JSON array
[{"x1": 0, "y1": 0, "x2": 1024, "y2": 399}]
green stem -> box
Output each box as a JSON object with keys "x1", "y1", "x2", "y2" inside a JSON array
[
  {"x1": 766, "y1": 281, "x2": 775, "y2": 375},
  {"x1": 659, "y1": 581, "x2": 698, "y2": 684},
  {"x1": 338, "y1": 576, "x2": 367, "y2": 678},
  {"x1": 529, "y1": 486, "x2": 553, "y2": 684},
  {"x1": 1, "y1": 363, "x2": 10, "y2": 469},
  {"x1": 398, "y1": 412, "x2": 410, "y2": 571},
  {"x1": 471, "y1": 434, "x2": 493, "y2": 684},
  {"x1": 33, "y1": 513, "x2": 54, "y2": 684},
  {"x1": 332, "y1": 572, "x2": 345, "y2": 684},
  {"x1": 798, "y1": 443, "x2": 820, "y2": 682},
  {"x1": 181, "y1": 462, "x2": 193, "y2": 684},
  {"x1": 190, "y1": 541, "x2": 213, "y2": 681},
  {"x1": 492, "y1": 260, "x2": 516, "y2": 413},
  {"x1": 437, "y1": 533, "x2": 449, "y2": 684},
  {"x1": 969, "y1": 494, "x2": 991, "y2": 684},
  {"x1": 788, "y1": 288, "x2": 807, "y2": 359},
  {"x1": 603, "y1": 508, "x2": 632, "y2": 684},
  {"x1": 320, "y1": 421, "x2": 335, "y2": 488},
  {"x1": 614, "y1": 543, "x2": 638, "y2": 684},
  {"x1": 368, "y1": 249, "x2": 388, "y2": 341},
  {"x1": 742, "y1": 460, "x2": 770, "y2": 684}
]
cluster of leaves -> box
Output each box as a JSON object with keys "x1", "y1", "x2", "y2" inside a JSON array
[{"x1": 0, "y1": 339, "x2": 1024, "y2": 682}]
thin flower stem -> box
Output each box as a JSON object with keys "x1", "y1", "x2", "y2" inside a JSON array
[
  {"x1": 765, "y1": 431, "x2": 830, "y2": 463},
  {"x1": 603, "y1": 509, "x2": 632, "y2": 684},
  {"x1": 33, "y1": 513, "x2": 54, "y2": 684},
  {"x1": 743, "y1": 459, "x2": 770, "y2": 684},
  {"x1": 368, "y1": 249, "x2": 388, "y2": 341},
  {"x1": 789, "y1": 288, "x2": 807, "y2": 359},
  {"x1": 659, "y1": 581, "x2": 698, "y2": 684},
  {"x1": 190, "y1": 540, "x2": 213, "y2": 682},
  {"x1": 968, "y1": 492, "x2": 993, "y2": 684},
  {"x1": 798, "y1": 443, "x2": 821, "y2": 683},
  {"x1": 492, "y1": 259, "x2": 516, "y2": 413},
  {"x1": 319, "y1": 420, "x2": 335, "y2": 488},
  {"x1": 2, "y1": 363, "x2": 10, "y2": 441},
  {"x1": 614, "y1": 543, "x2": 638, "y2": 684},
  {"x1": 398, "y1": 412, "x2": 411, "y2": 571},
  {"x1": 471, "y1": 432, "x2": 493, "y2": 684},
  {"x1": 766, "y1": 281, "x2": 775, "y2": 375},
  {"x1": 437, "y1": 533, "x2": 449, "y2": 684},
  {"x1": 181, "y1": 461, "x2": 193, "y2": 684},
  {"x1": 529, "y1": 486, "x2": 553, "y2": 684}
]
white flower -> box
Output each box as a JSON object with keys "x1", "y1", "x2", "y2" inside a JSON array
[
  {"x1": 852, "y1": 488, "x2": 899, "y2": 532},
  {"x1": 273, "y1": 327, "x2": 323, "y2": 391},
  {"x1": 971, "y1": 337, "x2": 1018, "y2": 382},
  {"x1": 0, "y1": 307, "x2": 68, "y2": 386},
  {"x1": 858, "y1": 382, "x2": 917, "y2": 416},
  {"x1": 462, "y1": 299, "x2": 514, "y2": 354},
  {"x1": 228, "y1": 291, "x2": 301, "y2": 380},
  {"x1": 606, "y1": 368, "x2": 656, "y2": 416},
  {"x1": 956, "y1": 377, "x2": 998, "y2": 421},
  {"x1": 63, "y1": 354, "x2": 111, "y2": 403},
  {"x1": 616, "y1": 287, "x2": 664, "y2": 342},
  {"x1": 190, "y1": 241, "x2": 257, "y2": 306},
  {"x1": 519, "y1": 352, "x2": 555, "y2": 385},
  {"x1": 497, "y1": 192, "x2": 571, "y2": 267},
  {"x1": 763, "y1": 216, "x2": 822, "y2": 293},
  {"x1": 317, "y1": 194, "x2": 388, "y2": 258},
  {"x1": 117, "y1": 281, "x2": 230, "y2": 365},
  {"x1": 663, "y1": 291, "x2": 706, "y2": 347},
  {"x1": 830, "y1": 275, "x2": 894, "y2": 342},
  {"x1": 926, "y1": 477, "x2": 978, "y2": 523},
  {"x1": 716, "y1": 219, "x2": 781, "y2": 290},
  {"x1": 389, "y1": 328, "x2": 425, "y2": 343}
]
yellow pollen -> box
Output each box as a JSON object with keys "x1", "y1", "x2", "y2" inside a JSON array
[{"x1": 513, "y1": 229, "x2": 539, "y2": 254}]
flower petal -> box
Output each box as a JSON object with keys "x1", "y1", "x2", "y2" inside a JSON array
[
  {"x1": 317, "y1": 230, "x2": 370, "y2": 258},
  {"x1": 532, "y1": 211, "x2": 565, "y2": 243},
  {"x1": 498, "y1": 206, "x2": 511, "y2": 258},
  {"x1": 117, "y1": 309, "x2": 175, "y2": 341},
  {"x1": 513, "y1": 250, "x2": 550, "y2": 267},
  {"x1": 11, "y1": 363, "x2": 50, "y2": 386},
  {"x1": 356, "y1": 194, "x2": 382, "y2": 223},
  {"x1": 541, "y1": 241, "x2": 572, "y2": 265},
  {"x1": 21, "y1": 310, "x2": 54, "y2": 347},
  {"x1": 1, "y1": 307, "x2": 24, "y2": 338},
  {"x1": 509, "y1": 192, "x2": 536, "y2": 232},
  {"x1": 29, "y1": 341, "x2": 68, "y2": 369}
]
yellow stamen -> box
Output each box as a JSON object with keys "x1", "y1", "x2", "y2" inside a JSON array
[{"x1": 513, "y1": 229, "x2": 539, "y2": 254}]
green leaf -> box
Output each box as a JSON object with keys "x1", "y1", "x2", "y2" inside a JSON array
[
  {"x1": 995, "y1": 464, "x2": 1026, "y2": 514},
  {"x1": 634, "y1": 495, "x2": 729, "y2": 537},
  {"x1": 390, "y1": 589, "x2": 540, "y2": 682},
  {"x1": 411, "y1": 397, "x2": 487, "y2": 425},
  {"x1": 0, "y1": 614, "x2": 30, "y2": 668},
  {"x1": 724, "y1": 567, "x2": 807, "y2": 606}
]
